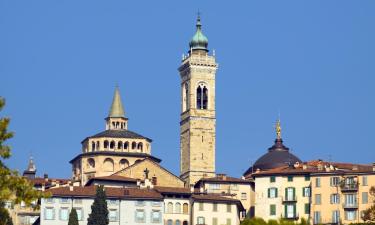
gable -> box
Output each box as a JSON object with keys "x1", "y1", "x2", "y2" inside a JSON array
[{"x1": 114, "y1": 159, "x2": 185, "y2": 188}]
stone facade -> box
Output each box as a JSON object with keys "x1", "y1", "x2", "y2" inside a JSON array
[
  {"x1": 179, "y1": 50, "x2": 218, "y2": 186},
  {"x1": 114, "y1": 158, "x2": 185, "y2": 188}
]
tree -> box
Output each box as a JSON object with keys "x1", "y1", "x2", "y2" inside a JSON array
[
  {"x1": 362, "y1": 186, "x2": 375, "y2": 222},
  {"x1": 87, "y1": 185, "x2": 109, "y2": 225},
  {"x1": 68, "y1": 208, "x2": 79, "y2": 225},
  {"x1": 0, "y1": 97, "x2": 47, "y2": 225}
]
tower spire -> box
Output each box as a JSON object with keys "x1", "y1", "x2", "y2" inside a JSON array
[
  {"x1": 109, "y1": 86, "x2": 125, "y2": 118},
  {"x1": 106, "y1": 86, "x2": 128, "y2": 130},
  {"x1": 23, "y1": 156, "x2": 36, "y2": 179},
  {"x1": 189, "y1": 12, "x2": 208, "y2": 52}
]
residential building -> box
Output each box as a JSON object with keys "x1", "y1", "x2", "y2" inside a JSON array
[
  {"x1": 40, "y1": 186, "x2": 164, "y2": 225},
  {"x1": 194, "y1": 174, "x2": 254, "y2": 218}
]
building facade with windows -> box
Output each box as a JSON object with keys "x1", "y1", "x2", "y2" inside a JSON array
[
  {"x1": 194, "y1": 174, "x2": 254, "y2": 218},
  {"x1": 310, "y1": 164, "x2": 375, "y2": 224},
  {"x1": 40, "y1": 186, "x2": 164, "y2": 225}
]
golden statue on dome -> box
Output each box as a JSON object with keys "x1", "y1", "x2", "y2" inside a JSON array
[{"x1": 276, "y1": 119, "x2": 282, "y2": 139}]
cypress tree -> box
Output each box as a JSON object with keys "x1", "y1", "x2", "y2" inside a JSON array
[
  {"x1": 87, "y1": 185, "x2": 109, "y2": 225},
  {"x1": 68, "y1": 208, "x2": 78, "y2": 225}
]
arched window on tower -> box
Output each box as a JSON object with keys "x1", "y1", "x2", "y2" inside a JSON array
[
  {"x1": 124, "y1": 142, "x2": 129, "y2": 150},
  {"x1": 118, "y1": 141, "x2": 123, "y2": 150},
  {"x1": 91, "y1": 141, "x2": 95, "y2": 151},
  {"x1": 110, "y1": 141, "x2": 115, "y2": 149},
  {"x1": 119, "y1": 159, "x2": 129, "y2": 170},
  {"x1": 196, "y1": 83, "x2": 208, "y2": 110},
  {"x1": 137, "y1": 143, "x2": 143, "y2": 152},
  {"x1": 183, "y1": 83, "x2": 189, "y2": 112},
  {"x1": 87, "y1": 158, "x2": 95, "y2": 169},
  {"x1": 132, "y1": 142, "x2": 137, "y2": 150},
  {"x1": 96, "y1": 141, "x2": 100, "y2": 150},
  {"x1": 104, "y1": 140, "x2": 109, "y2": 149}
]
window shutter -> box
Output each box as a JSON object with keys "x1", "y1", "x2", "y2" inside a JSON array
[
  {"x1": 275, "y1": 188, "x2": 278, "y2": 197},
  {"x1": 293, "y1": 204, "x2": 296, "y2": 217},
  {"x1": 285, "y1": 188, "x2": 288, "y2": 200},
  {"x1": 284, "y1": 205, "x2": 287, "y2": 218},
  {"x1": 302, "y1": 188, "x2": 305, "y2": 197},
  {"x1": 268, "y1": 188, "x2": 270, "y2": 198},
  {"x1": 293, "y1": 187, "x2": 296, "y2": 199}
]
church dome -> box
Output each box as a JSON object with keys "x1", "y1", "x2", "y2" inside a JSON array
[
  {"x1": 243, "y1": 121, "x2": 302, "y2": 176},
  {"x1": 189, "y1": 15, "x2": 208, "y2": 52},
  {"x1": 252, "y1": 138, "x2": 301, "y2": 171}
]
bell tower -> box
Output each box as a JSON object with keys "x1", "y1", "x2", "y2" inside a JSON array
[{"x1": 179, "y1": 15, "x2": 218, "y2": 186}]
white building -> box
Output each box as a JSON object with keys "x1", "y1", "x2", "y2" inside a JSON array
[{"x1": 40, "y1": 186, "x2": 164, "y2": 225}]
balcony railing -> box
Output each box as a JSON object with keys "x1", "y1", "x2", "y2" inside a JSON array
[
  {"x1": 283, "y1": 214, "x2": 299, "y2": 220},
  {"x1": 282, "y1": 196, "x2": 297, "y2": 203},
  {"x1": 342, "y1": 203, "x2": 358, "y2": 209},
  {"x1": 340, "y1": 183, "x2": 358, "y2": 192}
]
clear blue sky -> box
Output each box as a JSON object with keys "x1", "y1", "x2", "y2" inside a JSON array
[{"x1": 1, "y1": 1, "x2": 374, "y2": 179}]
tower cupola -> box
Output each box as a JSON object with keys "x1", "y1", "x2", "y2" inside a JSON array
[
  {"x1": 189, "y1": 14, "x2": 208, "y2": 53},
  {"x1": 23, "y1": 156, "x2": 36, "y2": 179},
  {"x1": 105, "y1": 86, "x2": 128, "y2": 130}
]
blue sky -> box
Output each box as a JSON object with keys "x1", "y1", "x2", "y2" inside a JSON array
[{"x1": 1, "y1": 1, "x2": 374, "y2": 178}]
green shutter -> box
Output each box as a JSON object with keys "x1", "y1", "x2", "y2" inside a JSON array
[
  {"x1": 302, "y1": 188, "x2": 305, "y2": 197},
  {"x1": 285, "y1": 188, "x2": 287, "y2": 199},
  {"x1": 275, "y1": 188, "x2": 278, "y2": 197},
  {"x1": 293, "y1": 204, "x2": 296, "y2": 217},
  {"x1": 268, "y1": 188, "x2": 270, "y2": 198},
  {"x1": 284, "y1": 205, "x2": 287, "y2": 218},
  {"x1": 292, "y1": 187, "x2": 296, "y2": 200}
]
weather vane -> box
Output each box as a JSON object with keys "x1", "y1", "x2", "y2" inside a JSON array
[{"x1": 275, "y1": 119, "x2": 282, "y2": 139}]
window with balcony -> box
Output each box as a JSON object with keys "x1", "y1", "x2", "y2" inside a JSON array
[
  {"x1": 285, "y1": 187, "x2": 296, "y2": 201},
  {"x1": 345, "y1": 194, "x2": 357, "y2": 207}
]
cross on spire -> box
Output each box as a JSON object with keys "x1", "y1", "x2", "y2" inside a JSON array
[{"x1": 144, "y1": 168, "x2": 150, "y2": 179}]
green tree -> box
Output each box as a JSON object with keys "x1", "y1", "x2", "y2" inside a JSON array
[
  {"x1": 87, "y1": 185, "x2": 109, "y2": 225},
  {"x1": 0, "y1": 97, "x2": 46, "y2": 225},
  {"x1": 362, "y1": 186, "x2": 375, "y2": 222},
  {"x1": 68, "y1": 208, "x2": 79, "y2": 225}
]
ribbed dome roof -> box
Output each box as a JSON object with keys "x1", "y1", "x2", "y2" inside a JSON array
[
  {"x1": 254, "y1": 139, "x2": 301, "y2": 170},
  {"x1": 189, "y1": 15, "x2": 208, "y2": 52},
  {"x1": 243, "y1": 120, "x2": 302, "y2": 176}
]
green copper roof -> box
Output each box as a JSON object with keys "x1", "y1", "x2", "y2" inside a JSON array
[
  {"x1": 189, "y1": 15, "x2": 208, "y2": 51},
  {"x1": 108, "y1": 86, "x2": 125, "y2": 118}
]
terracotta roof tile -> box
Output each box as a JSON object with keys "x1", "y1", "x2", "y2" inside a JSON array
[
  {"x1": 154, "y1": 186, "x2": 192, "y2": 195},
  {"x1": 195, "y1": 175, "x2": 252, "y2": 187},
  {"x1": 47, "y1": 186, "x2": 163, "y2": 200}
]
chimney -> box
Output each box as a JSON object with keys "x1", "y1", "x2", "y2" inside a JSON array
[
  {"x1": 352, "y1": 165, "x2": 358, "y2": 171},
  {"x1": 190, "y1": 186, "x2": 194, "y2": 193},
  {"x1": 43, "y1": 173, "x2": 48, "y2": 179},
  {"x1": 302, "y1": 164, "x2": 307, "y2": 170},
  {"x1": 69, "y1": 185, "x2": 73, "y2": 191},
  {"x1": 56, "y1": 181, "x2": 60, "y2": 188},
  {"x1": 152, "y1": 176, "x2": 157, "y2": 185}
]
